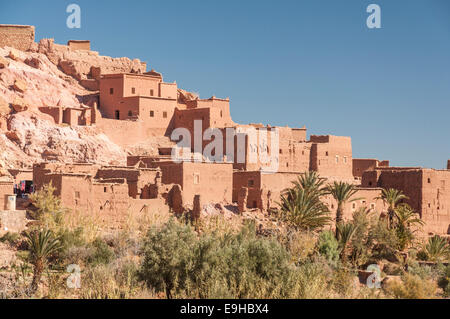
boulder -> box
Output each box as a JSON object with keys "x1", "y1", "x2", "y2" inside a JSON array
[
  {"x1": 13, "y1": 79, "x2": 27, "y2": 93},
  {"x1": 10, "y1": 97, "x2": 28, "y2": 112},
  {"x1": 0, "y1": 56, "x2": 10, "y2": 69},
  {"x1": 24, "y1": 57, "x2": 41, "y2": 69},
  {"x1": 8, "y1": 49, "x2": 20, "y2": 61}
]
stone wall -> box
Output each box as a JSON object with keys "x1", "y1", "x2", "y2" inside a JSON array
[
  {"x1": 0, "y1": 25, "x2": 35, "y2": 51},
  {"x1": 68, "y1": 40, "x2": 90, "y2": 51}
]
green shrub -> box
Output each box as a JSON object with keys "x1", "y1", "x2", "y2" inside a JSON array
[
  {"x1": 139, "y1": 219, "x2": 296, "y2": 299},
  {"x1": 438, "y1": 264, "x2": 450, "y2": 297},
  {"x1": 139, "y1": 219, "x2": 196, "y2": 298},
  {"x1": 87, "y1": 238, "x2": 115, "y2": 266},
  {"x1": 317, "y1": 230, "x2": 340, "y2": 267}
]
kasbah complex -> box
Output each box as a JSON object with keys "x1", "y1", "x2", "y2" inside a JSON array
[{"x1": 0, "y1": 24, "x2": 449, "y2": 237}]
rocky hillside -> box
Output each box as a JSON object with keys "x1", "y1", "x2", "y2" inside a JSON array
[{"x1": 0, "y1": 40, "x2": 164, "y2": 170}]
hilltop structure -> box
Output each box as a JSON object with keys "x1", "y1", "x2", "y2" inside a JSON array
[{"x1": 0, "y1": 24, "x2": 448, "y2": 235}]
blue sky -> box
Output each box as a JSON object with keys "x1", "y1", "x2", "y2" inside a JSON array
[{"x1": 1, "y1": 0, "x2": 449, "y2": 168}]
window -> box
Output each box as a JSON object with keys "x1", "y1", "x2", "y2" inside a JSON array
[
  {"x1": 104, "y1": 187, "x2": 107, "y2": 193},
  {"x1": 150, "y1": 89, "x2": 154, "y2": 96},
  {"x1": 326, "y1": 151, "x2": 329, "y2": 156},
  {"x1": 193, "y1": 173, "x2": 200, "y2": 185},
  {"x1": 286, "y1": 162, "x2": 289, "y2": 167},
  {"x1": 110, "y1": 88, "x2": 114, "y2": 95},
  {"x1": 368, "y1": 181, "x2": 373, "y2": 186},
  {"x1": 344, "y1": 156, "x2": 348, "y2": 164},
  {"x1": 220, "y1": 111, "x2": 223, "y2": 117},
  {"x1": 115, "y1": 110, "x2": 120, "y2": 120},
  {"x1": 370, "y1": 203, "x2": 375, "y2": 210},
  {"x1": 427, "y1": 178, "x2": 431, "y2": 183},
  {"x1": 248, "y1": 179, "x2": 254, "y2": 187},
  {"x1": 132, "y1": 87, "x2": 136, "y2": 94},
  {"x1": 352, "y1": 203, "x2": 356, "y2": 209},
  {"x1": 128, "y1": 111, "x2": 132, "y2": 117},
  {"x1": 279, "y1": 149, "x2": 283, "y2": 154},
  {"x1": 335, "y1": 155, "x2": 339, "y2": 163},
  {"x1": 163, "y1": 111, "x2": 168, "y2": 118},
  {"x1": 75, "y1": 191, "x2": 80, "y2": 199},
  {"x1": 150, "y1": 111, "x2": 154, "y2": 117}
]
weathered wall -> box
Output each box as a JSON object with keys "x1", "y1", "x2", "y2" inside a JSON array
[
  {"x1": 0, "y1": 181, "x2": 14, "y2": 210},
  {"x1": 68, "y1": 40, "x2": 90, "y2": 51},
  {"x1": 8, "y1": 169, "x2": 33, "y2": 185},
  {"x1": 353, "y1": 159, "x2": 389, "y2": 178},
  {"x1": 323, "y1": 188, "x2": 385, "y2": 221},
  {"x1": 362, "y1": 168, "x2": 450, "y2": 235},
  {"x1": 0, "y1": 25, "x2": 35, "y2": 51},
  {"x1": 310, "y1": 135, "x2": 353, "y2": 181}
]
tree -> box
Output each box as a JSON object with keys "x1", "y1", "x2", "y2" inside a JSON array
[
  {"x1": 326, "y1": 182, "x2": 362, "y2": 226},
  {"x1": 25, "y1": 229, "x2": 62, "y2": 294},
  {"x1": 424, "y1": 235, "x2": 450, "y2": 262},
  {"x1": 336, "y1": 222, "x2": 358, "y2": 262},
  {"x1": 378, "y1": 188, "x2": 408, "y2": 229},
  {"x1": 279, "y1": 172, "x2": 331, "y2": 231},
  {"x1": 291, "y1": 171, "x2": 327, "y2": 197},
  {"x1": 29, "y1": 182, "x2": 65, "y2": 223},
  {"x1": 393, "y1": 204, "x2": 424, "y2": 251}
]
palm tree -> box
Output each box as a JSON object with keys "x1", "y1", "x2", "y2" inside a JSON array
[
  {"x1": 378, "y1": 188, "x2": 408, "y2": 229},
  {"x1": 326, "y1": 182, "x2": 362, "y2": 226},
  {"x1": 424, "y1": 235, "x2": 449, "y2": 262},
  {"x1": 336, "y1": 222, "x2": 359, "y2": 261},
  {"x1": 291, "y1": 171, "x2": 327, "y2": 197},
  {"x1": 394, "y1": 204, "x2": 424, "y2": 251},
  {"x1": 279, "y1": 187, "x2": 331, "y2": 231},
  {"x1": 26, "y1": 229, "x2": 62, "y2": 294}
]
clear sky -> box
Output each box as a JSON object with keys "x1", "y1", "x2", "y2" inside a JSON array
[{"x1": 1, "y1": 0, "x2": 449, "y2": 169}]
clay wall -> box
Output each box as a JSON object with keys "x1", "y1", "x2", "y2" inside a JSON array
[
  {"x1": 361, "y1": 168, "x2": 450, "y2": 235},
  {"x1": 39, "y1": 107, "x2": 63, "y2": 124},
  {"x1": 182, "y1": 162, "x2": 233, "y2": 204},
  {"x1": 310, "y1": 135, "x2": 353, "y2": 181},
  {"x1": 353, "y1": 158, "x2": 390, "y2": 178},
  {"x1": 0, "y1": 181, "x2": 14, "y2": 210},
  {"x1": 8, "y1": 169, "x2": 33, "y2": 185},
  {"x1": 323, "y1": 188, "x2": 385, "y2": 221},
  {"x1": 420, "y1": 169, "x2": 450, "y2": 234},
  {"x1": 0, "y1": 25, "x2": 35, "y2": 51},
  {"x1": 67, "y1": 40, "x2": 90, "y2": 51}
]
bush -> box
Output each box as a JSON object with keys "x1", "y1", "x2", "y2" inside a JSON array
[
  {"x1": 287, "y1": 260, "x2": 330, "y2": 298},
  {"x1": 87, "y1": 238, "x2": 115, "y2": 266},
  {"x1": 384, "y1": 273, "x2": 437, "y2": 299},
  {"x1": 139, "y1": 219, "x2": 196, "y2": 298},
  {"x1": 317, "y1": 230, "x2": 340, "y2": 267},
  {"x1": 284, "y1": 230, "x2": 317, "y2": 263},
  {"x1": 29, "y1": 183, "x2": 65, "y2": 221},
  {"x1": 0, "y1": 232, "x2": 20, "y2": 246},
  {"x1": 139, "y1": 219, "x2": 296, "y2": 299},
  {"x1": 438, "y1": 264, "x2": 450, "y2": 297}
]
